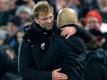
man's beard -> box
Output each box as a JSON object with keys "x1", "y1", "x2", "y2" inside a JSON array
[{"x1": 41, "y1": 24, "x2": 53, "y2": 30}]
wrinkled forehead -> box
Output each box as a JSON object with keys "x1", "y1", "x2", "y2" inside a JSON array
[{"x1": 38, "y1": 10, "x2": 53, "y2": 18}]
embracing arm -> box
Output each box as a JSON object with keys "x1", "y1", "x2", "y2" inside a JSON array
[{"x1": 18, "y1": 40, "x2": 68, "y2": 80}]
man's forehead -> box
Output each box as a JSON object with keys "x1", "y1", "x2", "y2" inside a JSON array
[{"x1": 38, "y1": 11, "x2": 53, "y2": 18}]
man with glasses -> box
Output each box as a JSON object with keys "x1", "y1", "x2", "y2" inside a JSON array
[{"x1": 18, "y1": 1, "x2": 72, "y2": 80}]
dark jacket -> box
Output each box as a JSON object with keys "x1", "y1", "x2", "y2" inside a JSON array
[
  {"x1": 85, "y1": 48, "x2": 107, "y2": 80},
  {"x1": 103, "y1": 33, "x2": 107, "y2": 50},
  {"x1": 0, "y1": 45, "x2": 19, "y2": 79},
  {"x1": 19, "y1": 22, "x2": 87, "y2": 80},
  {"x1": 0, "y1": 52, "x2": 7, "y2": 79}
]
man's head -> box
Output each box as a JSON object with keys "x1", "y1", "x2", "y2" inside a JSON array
[
  {"x1": 16, "y1": 5, "x2": 32, "y2": 24},
  {"x1": 32, "y1": 1, "x2": 54, "y2": 30},
  {"x1": 0, "y1": 0, "x2": 8, "y2": 11},
  {"x1": 57, "y1": 8, "x2": 77, "y2": 28}
]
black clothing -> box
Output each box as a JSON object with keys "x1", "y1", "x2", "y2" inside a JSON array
[
  {"x1": 19, "y1": 22, "x2": 86, "y2": 80},
  {"x1": 85, "y1": 48, "x2": 107, "y2": 80}
]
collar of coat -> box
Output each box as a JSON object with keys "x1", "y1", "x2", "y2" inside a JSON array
[{"x1": 23, "y1": 21, "x2": 54, "y2": 41}]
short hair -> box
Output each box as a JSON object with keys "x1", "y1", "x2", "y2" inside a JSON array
[
  {"x1": 32, "y1": 1, "x2": 53, "y2": 18},
  {"x1": 57, "y1": 8, "x2": 78, "y2": 28}
]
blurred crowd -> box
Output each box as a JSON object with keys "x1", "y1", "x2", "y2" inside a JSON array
[{"x1": 0, "y1": 0, "x2": 107, "y2": 80}]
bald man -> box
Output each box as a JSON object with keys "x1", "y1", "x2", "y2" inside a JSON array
[{"x1": 55, "y1": 8, "x2": 88, "y2": 80}]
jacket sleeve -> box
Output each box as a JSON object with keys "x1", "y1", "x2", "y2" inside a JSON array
[
  {"x1": 18, "y1": 40, "x2": 52, "y2": 80},
  {"x1": 85, "y1": 61, "x2": 107, "y2": 80},
  {"x1": 76, "y1": 26, "x2": 93, "y2": 43},
  {"x1": 76, "y1": 26, "x2": 101, "y2": 49},
  {"x1": 59, "y1": 39, "x2": 85, "y2": 80}
]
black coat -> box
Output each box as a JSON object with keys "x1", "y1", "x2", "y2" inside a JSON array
[
  {"x1": 19, "y1": 22, "x2": 86, "y2": 80},
  {"x1": 103, "y1": 33, "x2": 107, "y2": 50},
  {"x1": 0, "y1": 52, "x2": 7, "y2": 79},
  {"x1": 85, "y1": 48, "x2": 107, "y2": 80}
]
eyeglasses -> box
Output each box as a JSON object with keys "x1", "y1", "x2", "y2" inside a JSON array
[{"x1": 38, "y1": 15, "x2": 54, "y2": 21}]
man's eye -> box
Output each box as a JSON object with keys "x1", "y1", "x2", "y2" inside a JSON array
[
  {"x1": 50, "y1": 16, "x2": 54, "y2": 19},
  {"x1": 43, "y1": 18, "x2": 47, "y2": 20}
]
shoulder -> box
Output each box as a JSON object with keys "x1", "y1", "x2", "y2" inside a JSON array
[
  {"x1": 86, "y1": 48, "x2": 107, "y2": 66},
  {"x1": 23, "y1": 22, "x2": 39, "y2": 41}
]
